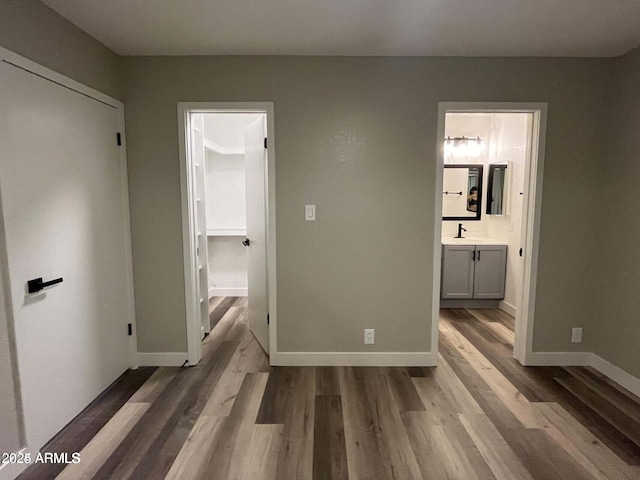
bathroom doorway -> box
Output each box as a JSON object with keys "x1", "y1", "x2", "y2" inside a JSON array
[
  {"x1": 178, "y1": 103, "x2": 276, "y2": 366},
  {"x1": 432, "y1": 103, "x2": 548, "y2": 365}
]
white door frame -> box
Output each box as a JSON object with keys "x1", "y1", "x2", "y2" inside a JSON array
[
  {"x1": 177, "y1": 103, "x2": 276, "y2": 366},
  {"x1": 433, "y1": 102, "x2": 548, "y2": 365}
]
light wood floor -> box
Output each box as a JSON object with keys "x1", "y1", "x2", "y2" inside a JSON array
[{"x1": 18, "y1": 299, "x2": 640, "y2": 479}]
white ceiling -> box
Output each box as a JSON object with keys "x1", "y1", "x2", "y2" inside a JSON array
[{"x1": 42, "y1": 0, "x2": 640, "y2": 57}]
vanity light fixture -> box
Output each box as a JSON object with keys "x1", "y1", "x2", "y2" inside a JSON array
[{"x1": 444, "y1": 136, "x2": 484, "y2": 158}]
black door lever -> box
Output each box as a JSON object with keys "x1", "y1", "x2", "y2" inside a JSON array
[{"x1": 28, "y1": 277, "x2": 63, "y2": 294}]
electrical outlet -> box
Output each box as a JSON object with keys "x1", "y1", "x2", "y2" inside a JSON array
[
  {"x1": 305, "y1": 205, "x2": 316, "y2": 221},
  {"x1": 571, "y1": 327, "x2": 583, "y2": 343},
  {"x1": 364, "y1": 329, "x2": 375, "y2": 345}
]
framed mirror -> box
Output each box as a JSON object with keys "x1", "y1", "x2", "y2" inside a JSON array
[
  {"x1": 487, "y1": 164, "x2": 507, "y2": 215},
  {"x1": 442, "y1": 164, "x2": 483, "y2": 221}
]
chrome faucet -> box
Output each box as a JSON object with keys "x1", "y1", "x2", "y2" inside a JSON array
[{"x1": 455, "y1": 223, "x2": 466, "y2": 238}]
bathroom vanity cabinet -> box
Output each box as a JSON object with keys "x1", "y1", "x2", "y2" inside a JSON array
[{"x1": 441, "y1": 244, "x2": 507, "y2": 300}]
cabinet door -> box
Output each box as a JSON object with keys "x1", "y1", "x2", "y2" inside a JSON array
[
  {"x1": 441, "y1": 245, "x2": 475, "y2": 299},
  {"x1": 473, "y1": 245, "x2": 507, "y2": 299}
]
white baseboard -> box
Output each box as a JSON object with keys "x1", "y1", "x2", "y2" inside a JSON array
[
  {"x1": 525, "y1": 351, "x2": 592, "y2": 366},
  {"x1": 525, "y1": 351, "x2": 640, "y2": 398},
  {"x1": 591, "y1": 354, "x2": 640, "y2": 398},
  {"x1": 209, "y1": 287, "x2": 247, "y2": 297},
  {"x1": 0, "y1": 449, "x2": 28, "y2": 480},
  {"x1": 270, "y1": 351, "x2": 437, "y2": 367},
  {"x1": 498, "y1": 300, "x2": 517, "y2": 317},
  {"x1": 135, "y1": 352, "x2": 189, "y2": 367}
]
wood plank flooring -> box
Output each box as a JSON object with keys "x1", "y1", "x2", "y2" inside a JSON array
[{"x1": 17, "y1": 301, "x2": 640, "y2": 480}]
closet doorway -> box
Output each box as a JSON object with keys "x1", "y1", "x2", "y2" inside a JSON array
[{"x1": 178, "y1": 103, "x2": 276, "y2": 366}]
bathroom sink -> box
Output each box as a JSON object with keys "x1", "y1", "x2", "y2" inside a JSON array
[{"x1": 442, "y1": 236, "x2": 508, "y2": 246}]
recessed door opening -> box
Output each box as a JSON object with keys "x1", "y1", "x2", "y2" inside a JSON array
[
  {"x1": 433, "y1": 104, "x2": 547, "y2": 365},
  {"x1": 178, "y1": 104, "x2": 276, "y2": 366}
]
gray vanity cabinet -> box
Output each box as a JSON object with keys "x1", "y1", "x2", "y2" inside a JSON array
[
  {"x1": 473, "y1": 245, "x2": 508, "y2": 299},
  {"x1": 441, "y1": 245, "x2": 475, "y2": 299},
  {"x1": 441, "y1": 244, "x2": 507, "y2": 300}
]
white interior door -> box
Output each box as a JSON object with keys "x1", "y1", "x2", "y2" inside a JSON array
[
  {"x1": 244, "y1": 116, "x2": 269, "y2": 353},
  {"x1": 0, "y1": 61, "x2": 132, "y2": 451}
]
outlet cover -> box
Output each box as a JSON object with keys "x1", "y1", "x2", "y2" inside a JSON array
[
  {"x1": 305, "y1": 205, "x2": 316, "y2": 221},
  {"x1": 571, "y1": 327, "x2": 583, "y2": 343},
  {"x1": 364, "y1": 328, "x2": 375, "y2": 345}
]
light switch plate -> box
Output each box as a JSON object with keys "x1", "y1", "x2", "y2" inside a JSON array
[
  {"x1": 571, "y1": 327, "x2": 582, "y2": 343},
  {"x1": 305, "y1": 204, "x2": 316, "y2": 221}
]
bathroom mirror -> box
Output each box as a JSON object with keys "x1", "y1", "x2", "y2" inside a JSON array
[
  {"x1": 487, "y1": 164, "x2": 507, "y2": 215},
  {"x1": 442, "y1": 164, "x2": 483, "y2": 221}
]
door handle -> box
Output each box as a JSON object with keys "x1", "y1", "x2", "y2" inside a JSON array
[
  {"x1": 28, "y1": 277, "x2": 63, "y2": 294},
  {"x1": 477, "y1": 250, "x2": 481, "y2": 261},
  {"x1": 242, "y1": 238, "x2": 250, "y2": 247}
]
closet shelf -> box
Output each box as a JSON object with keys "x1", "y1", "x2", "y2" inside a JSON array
[
  {"x1": 207, "y1": 229, "x2": 247, "y2": 237},
  {"x1": 203, "y1": 139, "x2": 244, "y2": 155}
]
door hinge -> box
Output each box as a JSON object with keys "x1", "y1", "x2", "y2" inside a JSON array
[
  {"x1": 267, "y1": 314, "x2": 270, "y2": 325},
  {"x1": 128, "y1": 323, "x2": 133, "y2": 336},
  {"x1": 117, "y1": 133, "x2": 122, "y2": 146},
  {"x1": 264, "y1": 137, "x2": 267, "y2": 149}
]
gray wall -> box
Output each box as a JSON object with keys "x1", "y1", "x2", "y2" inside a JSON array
[
  {"x1": 0, "y1": 0, "x2": 122, "y2": 455},
  {"x1": 122, "y1": 56, "x2": 609, "y2": 354},
  {"x1": 1, "y1": 0, "x2": 635, "y2": 375},
  {"x1": 594, "y1": 47, "x2": 640, "y2": 378},
  {"x1": 0, "y1": 0, "x2": 123, "y2": 99}
]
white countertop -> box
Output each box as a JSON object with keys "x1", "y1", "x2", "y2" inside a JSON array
[{"x1": 442, "y1": 236, "x2": 508, "y2": 246}]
